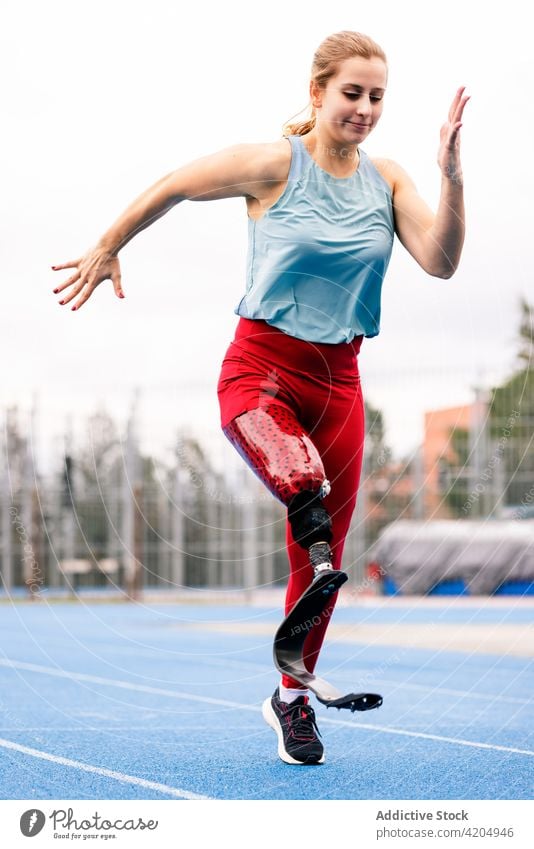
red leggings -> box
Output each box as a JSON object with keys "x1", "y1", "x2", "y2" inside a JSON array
[{"x1": 217, "y1": 319, "x2": 365, "y2": 688}]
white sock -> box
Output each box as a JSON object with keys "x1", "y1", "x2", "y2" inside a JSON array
[{"x1": 279, "y1": 683, "x2": 308, "y2": 703}]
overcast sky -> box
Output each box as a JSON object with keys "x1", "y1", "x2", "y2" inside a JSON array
[{"x1": 2, "y1": 0, "x2": 532, "y2": 472}]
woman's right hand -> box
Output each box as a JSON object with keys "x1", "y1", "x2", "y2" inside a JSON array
[{"x1": 52, "y1": 246, "x2": 124, "y2": 311}]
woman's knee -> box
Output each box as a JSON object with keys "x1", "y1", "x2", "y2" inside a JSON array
[{"x1": 223, "y1": 405, "x2": 329, "y2": 505}]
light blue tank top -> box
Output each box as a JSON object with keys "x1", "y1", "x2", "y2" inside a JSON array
[{"x1": 235, "y1": 133, "x2": 395, "y2": 343}]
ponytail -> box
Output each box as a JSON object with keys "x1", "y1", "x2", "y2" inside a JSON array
[{"x1": 283, "y1": 108, "x2": 316, "y2": 137}]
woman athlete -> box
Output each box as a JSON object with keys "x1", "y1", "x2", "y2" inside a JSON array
[{"x1": 52, "y1": 31, "x2": 468, "y2": 766}]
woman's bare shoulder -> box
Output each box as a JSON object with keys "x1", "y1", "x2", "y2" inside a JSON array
[
  {"x1": 243, "y1": 137, "x2": 292, "y2": 183},
  {"x1": 369, "y1": 157, "x2": 401, "y2": 192}
]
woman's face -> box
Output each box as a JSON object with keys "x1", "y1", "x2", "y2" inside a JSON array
[{"x1": 311, "y1": 56, "x2": 388, "y2": 144}]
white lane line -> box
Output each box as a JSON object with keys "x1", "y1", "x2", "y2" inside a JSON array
[
  {"x1": 0, "y1": 658, "x2": 259, "y2": 712},
  {"x1": 4, "y1": 656, "x2": 531, "y2": 708},
  {"x1": 365, "y1": 680, "x2": 532, "y2": 707},
  {"x1": 319, "y1": 718, "x2": 534, "y2": 756},
  {"x1": 0, "y1": 737, "x2": 211, "y2": 799},
  {"x1": 96, "y1": 645, "x2": 532, "y2": 707},
  {"x1": 2, "y1": 658, "x2": 533, "y2": 758}
]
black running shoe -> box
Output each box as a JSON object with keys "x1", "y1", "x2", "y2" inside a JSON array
[{"x1": 262, "y1": 687, "x2": 324, "y2": 765}]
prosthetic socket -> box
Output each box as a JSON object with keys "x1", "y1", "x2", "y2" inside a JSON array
[{"x1": 223, "y1": 406, "x2": 333, "y2": 553}]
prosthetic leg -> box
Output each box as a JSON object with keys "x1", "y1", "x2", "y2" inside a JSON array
[
  {"x1": 223, "y1": 406, "x2": 383, "y2": 713},
  {"x1": 275, "y1": 490, "x2": 383, "y2": 712}
]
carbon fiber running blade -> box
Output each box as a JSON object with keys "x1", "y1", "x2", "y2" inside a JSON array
[
  {"x1": 321, "y1": 692, "x2": 383, "y2": 712},
  {"x1": 273, "y1": 569, "x2": 383, "y2": 712}
]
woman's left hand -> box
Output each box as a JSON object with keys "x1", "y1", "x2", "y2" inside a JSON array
[{"x1": 437, "y1": 86, "x2": 470, "y2": 185}]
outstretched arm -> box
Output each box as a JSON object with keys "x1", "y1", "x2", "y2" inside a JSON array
[
  {"x1": 381, "y1": 87, "x2": 469, "y2": 278},
  {"x1": 52, "y1": 143, "x2": 278, "y2": 310}
]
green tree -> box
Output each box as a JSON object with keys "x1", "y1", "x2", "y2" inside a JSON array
[
  {"x1": 439, "y1": 299, "x2": 534, "y2": 516},
  {"x1": 517, "y1": 297, "x2": 534, "y2": 367},
  {"x1": 488, "y1": 298, "x2": 534, "y2": 509}
]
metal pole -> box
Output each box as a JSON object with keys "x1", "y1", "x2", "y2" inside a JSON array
[
  {"x1": 1, "y1": 428, "x2": 13, "y2": 592},
  {"x1": 122, "y1": 392, "x2": 142, "y2": 599},
  {"x1": 469, "y1": 385, "x2": 489, "y2": 518},
  {"x1": 349, "y1": 444, "x2": 368, "y2": 588},
  {"x1": 413, "y1": 445, "x2": 425, "y2": 520},
  {"x1": 241, "y1": 468, "x2": 258, "y2": 600},
  {"x1": 20, "y1": 411, "x2": 34, "y2": 593},
  {"x1": 171, "y1": 468, "x2": 185, "y2": 591}
]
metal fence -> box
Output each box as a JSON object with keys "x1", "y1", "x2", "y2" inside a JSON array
[{"x1": 1, "y1": 366, "x2": 533, "y2": 598}]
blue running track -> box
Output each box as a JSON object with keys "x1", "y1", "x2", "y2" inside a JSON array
[{"x1": 0, "y1": 597, "x2": 532, "y2": 800}]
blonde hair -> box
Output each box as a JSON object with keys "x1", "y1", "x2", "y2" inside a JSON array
[{"x1": 283, "y1": 31, "x2": 387, "y2": 137}]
